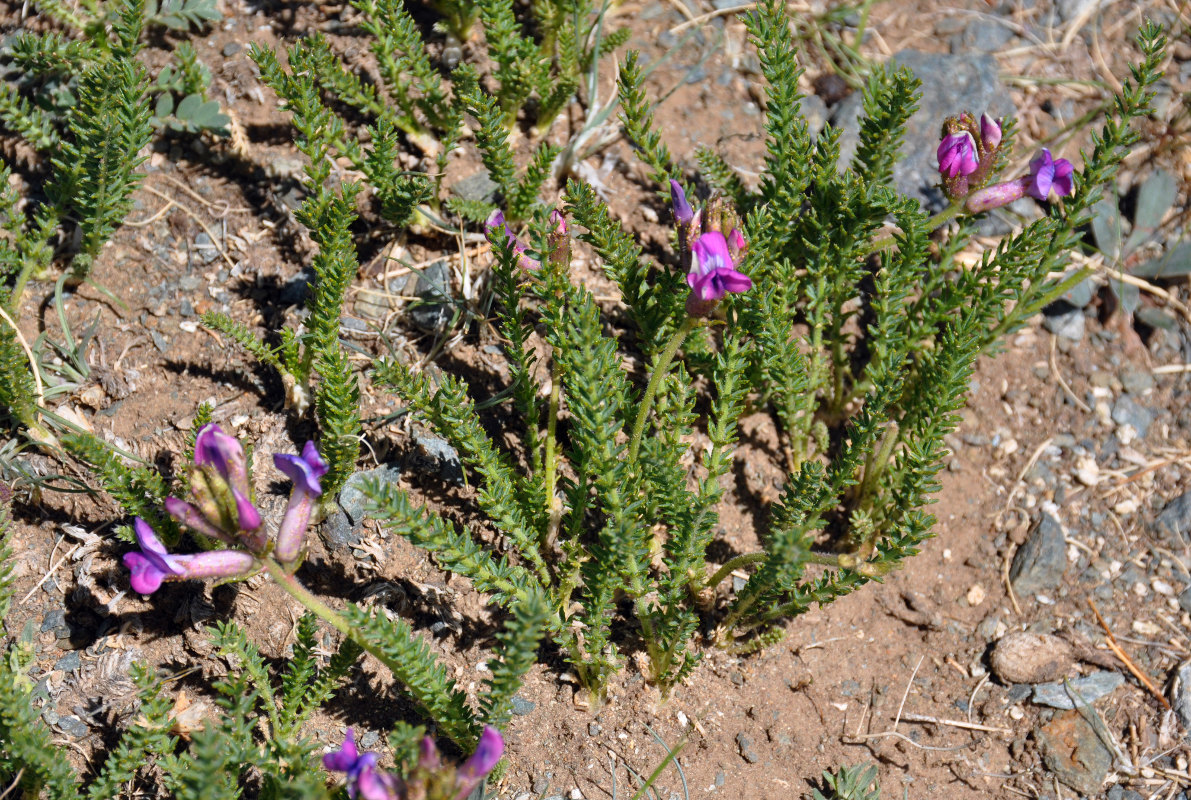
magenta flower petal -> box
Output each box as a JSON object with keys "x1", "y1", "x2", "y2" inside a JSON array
[
  {"x1": 454, "y1": 726, "x2": 504, "y2": 800},
  {"x1": 234, "y1": 490, "x2": 262, "y2": 531},
  {"x1": 355, "y1": 767, "x2": 401, "y2": 800},
  {"x1": 194, "y1": 424, "x2": 250, "y2": 490},
  {"x1": 716, "y1": 270, "x2": 753, "y2": 294},
  {"x1": 1026, "y1": 149, "x2": 1057, "y2": 200},
  {"x1": 164, "y1": 496, "x2": 235, "y2": 544},
  {"x1": 324, "y1": 729, "x2": 363, "y2": 772},
  {"x1": 124, "y1": 552, "x2": 168, "y2": 594},
  {"x1": 125, "y1": 518, "x2": 187, "y2": 594},
  {"x1": 669, "y1": 180, "x2": 693, "y2": 224},
  {"x1": 691, "y1": 231, "x2": 732, "y2": 275},
  {"x1": 1050, "y1": 157, "x2": 1074, "y2": 197},
  {"x1": 273, "y1": 443, "x2": 328, "y2": 498},
  {"x1": 979, "y1": 113, "x2": 1002, "y2": 151},
  {"x1": 182, "y1": 550, "x2": 256, "y2": 581},
  {"x1": 937, "y1": 132, "x2": 978, "y2": 178}
]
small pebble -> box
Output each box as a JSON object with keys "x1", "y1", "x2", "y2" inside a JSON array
[
  {"x1": 735, "y1": 732, "x2": 759, "y2": 764},
  {"x1": 990, "y1": 632, "x2": 1075, "y2": 684},
  {"x1": 588, "y1": 723, "x2": 601, "y2": 736},
  {"x1": 966, "y1": 584, "x2": 986, "y2": 606},
  {"x1": 510, "y1": 696, "x2": 536, "y2": 716}
]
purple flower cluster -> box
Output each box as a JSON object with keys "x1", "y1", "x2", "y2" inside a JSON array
[
  {"x1": 668, "y1": 181, "x2": 752, "y2": 317},
  {"x1": 324, "y1": 726, "x2": 503, "y2": 800},
  {"x1": 936, "y1": 110, "x2": 1076, "y2": 211},
  {"x1": 936, "y1": 112, "x2": 1005, "y2": 198},
  {"x1": 484, "y1": 211, "x2": 540, "y2": 272},
  {"x1": 123, "y1": 424, "x2": 328, "y2": 594}
]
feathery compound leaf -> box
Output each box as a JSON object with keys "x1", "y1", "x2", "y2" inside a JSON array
[
  {"x1": 617, "y1": 51, "x2": 676, "y2": 189},
  {"x1": 0, "y1": 636, "x2": 79, "y2": 799},
  {"x1": 850, "y1": 65, "x2": 919, "y2": 187},
  {"x1": 61, "y1": 432, "x2": 180, "y2": 542},
  {"x1": 362, "y1": 475, "x2": 543, "y2": 606},
  {"x1": 86, "y1": 665, "x2": 178, "y2": 799},
  {"x1": 480, "y1": 587, "x2": 552, "y2": 727},
  {"x1": 343, "y1": 603, "x2": 480, "y2": 748}
]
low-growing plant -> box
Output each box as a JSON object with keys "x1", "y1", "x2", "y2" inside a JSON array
[
  {"x1": 356, "y1": 2, "x2": 1166, "y2": 701},
  {"x1": 811, "y1": 763, "x2": 880, "y2": 800}
]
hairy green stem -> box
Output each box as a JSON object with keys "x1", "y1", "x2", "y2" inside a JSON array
[
  {"x1": 543, "y1": 360, "x2": 561, "y2": 514},
  {"x1": 703, "y1": 552, "x2": 768, "y2": 591},
  {"x1": 628, "y1": 316, "x2": 699, "y2": 462},
  {"x1": 264, "y1": 558, "x2": 352, "y2": 638}
]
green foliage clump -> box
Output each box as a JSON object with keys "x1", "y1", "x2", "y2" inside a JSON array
[
  {"x1": 812, "y1": 763, "x2": 881, "y2": 800},
  {"x1": 359, "y1": 3, "x2": 1167, "y2": 705}
]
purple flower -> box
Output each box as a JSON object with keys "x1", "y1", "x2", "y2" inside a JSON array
[
  {"x1": 980, "y1": 113, "x2": 1002, "y2": 151},
  {"x1": 324, "y1": 730, "x2": 402, "y2": 800},
  {"x1": 685, "y1": 231, "x2": 752, "y2": 318},
  {"x1": 1026, "y1": 148, "x2": 1074, "y2": 200},
  {"x1": 123, "y1": 518, "x2": 188, "y2": 594},
  {"x1": 194, "y1": 424, "x2": 261, "y2": 531},
  {"x1": 549, "y1": 208, "x2": 567, "y2": 235},
  {"x1": 272, "y1": 441, "x2": 329, "y2": 564},
  {"x1": 123, "y1": 518, "x2": 255, "y2": 595},
  {"x1": 485, "y1": 210, "x2": 539, "y2": 271},
  {"x1": 937, "y1": 132, "x2": 978, "y2": 178},
  {"x1": 454, "y1": 726, "x2": 504, "y2": 800},
  {"x1": 669, "y1": 180, "x2": 693, "y2": 225},
  {"x1": 965, "y1": 148, "x2": 1077, "y2": 214}
]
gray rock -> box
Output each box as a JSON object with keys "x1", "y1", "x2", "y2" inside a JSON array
[
  {"x1": 1031, "y1": 671, "x2": 1125, "y2": 708},
  {"x1": 321, "y1": 463, "x2": 403, "y2": 553},
  {"x1": 1107, "y1": 786, "x2": 1144, "y2": 800},
  {"x1": 1112, "y1": 394, "x2": 1153, "y2": 437},
  {"x1": 1179, "y1": 585, "x2": 1191, "y2": 614},
  {"x1": 42, "y1": 708, "x2": 59, "y2": 726},
  {"x1": 1059, "y1": 274, "x2": 1096, "y2": 308},
  {"x1": 1176, "y1": 660, "x2": 1191, "y2": 731},
  {"x1": 53, "y1": 651, "x2": 81, "y2": 673},
  {"x1": 222, "y1": 42, "x2": 242, "y2": 57},
  {"x1": 961, "y1": 19, "x2": 1014, "y2": 53},
  {"x1": 1042, "y1": 308, "x2": 1085, "y2": 342},
  {"x1": 588, "y1": 722, "x2": 601, "y2": 736},
  {"x1": 1119, "y1": 365, "x2": 1155, "y2": 395},
  {"x1": 410, "y1": 432, "x2": 464, "y2": 484},
  {"x1": 408, "y1": 260, "x2": 454, "y2": 334},
  {"x1": 1036, "y1": 710, "x2": 1112, "y2": 795},
  {"x1": 735, "y1": 732, "x2": 759, "y2": 764},
  {"x1": 57, "y1": 715, "x2": 89, "y2": 738},
  {"x1": 1009, "y1": 513, "x2": 1068, "y2": 596},
  {"x1": 833, "y1": 50, "x2": 1012, "y2": 211},
  {"x1": 1154, "y1": 492, "x2": 1191, "y2": 545},
  {"x1": 360, "y1": 730, "x2": 380, "y2": 748},
  {"x1": 41, "y1": 608, "x2": 67, "y2": 635},
  {"x1": 799, "y1": 94, "x2": 829, "y2": 139},
  {"x1": 1056, "y1": 0, "x2": 1111, "y2": 23},
  {"x1": 453, "y1": 172, "x2": 500, "y2": 205},
  {"x1": 532, "y1": 776, "x2": 550, "y2": 794},
  {"x1": 193, "y1": 232, "x2": 220, "y2": 265},
  {"x1": 510, "y1": 695, "x2": 536, "y2": 716}
]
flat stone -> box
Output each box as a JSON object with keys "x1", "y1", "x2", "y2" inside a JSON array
[
  {"x1": 1153, "y1": 491, "x2": 1191, "y2": 544},
  {"x1": 1042, "y1": 308, "x2": 1085, "y2": 342},
  {"x1": 961, "y1": 19, "x2": 1014, "y2": 53},
  {"x1": 1031, "y1": 671, "x2": 1125, "y2": 708},
  {"x1": 735, "y1": 732, "x2": 759, "y2": 764},
  {"x1": 1112, "y1": 395, "x2": 1153, "y2": 438},
  {"x1": 1036, "y1": 710, "x2": 1112, "y2": 795},
  {"x1": 1175, "y1": 662, "x2": 1191, "y2": 732},
  {"x1": 990, "y1": 632, "x2": 1074, "y2": 684},
  {"x1": 408, "y1": 260, "x2": 454, "y2": 334},
  {"x1": 452, "y1": 171, "x2": 500, "y2": 205},
  {"x1": 1107, "y1": 786, "x2": 1145, "y2": 800},
  {"x1": 833, "y1": 50, "x2": 1012, "y2": 211},
  {"x1": 57, "y1": 715, "x2": 89, "y2": 738},
  {"x1": 1009, "y1": 513, "x2": 1068, "y2": 596},
  {"x1": 321, "y1": 464, "x2": 403, "y2": 553},
  {"x1": 359, "y1": 730, "x2": 380, "y2": 748},
  {"x1": 1119, "y1": 365, "x2": 1155, "y2": 395},
  {"x1": 510, "y1": 696, "x2": 535, "y2": 716},
  {"x1": 410, "y1": 432, "x2": 464, "y2": 484},
  {"x1": 53, "y1": 651, "x2": 81, "y2": 673}
]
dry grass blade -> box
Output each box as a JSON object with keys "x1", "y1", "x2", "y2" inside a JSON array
[{"x1": 1087, "y1": 598, "x2": 1171, "y2": 710}]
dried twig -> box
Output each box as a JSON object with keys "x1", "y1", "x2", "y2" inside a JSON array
[
  {"x1": 1087, "y1": 598, "x2": 1171, "y2": 710},
  {"x1": 899, "y1": 713, "x2": 1012, "y2": 734}
]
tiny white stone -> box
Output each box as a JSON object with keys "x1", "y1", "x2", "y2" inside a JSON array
[
  {"x1": 1152, "y1": 579, "x2": 1175, "y2": 596},
  {"x1": 966, "y1": 585, "x2": 986, "y2": 606}
]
